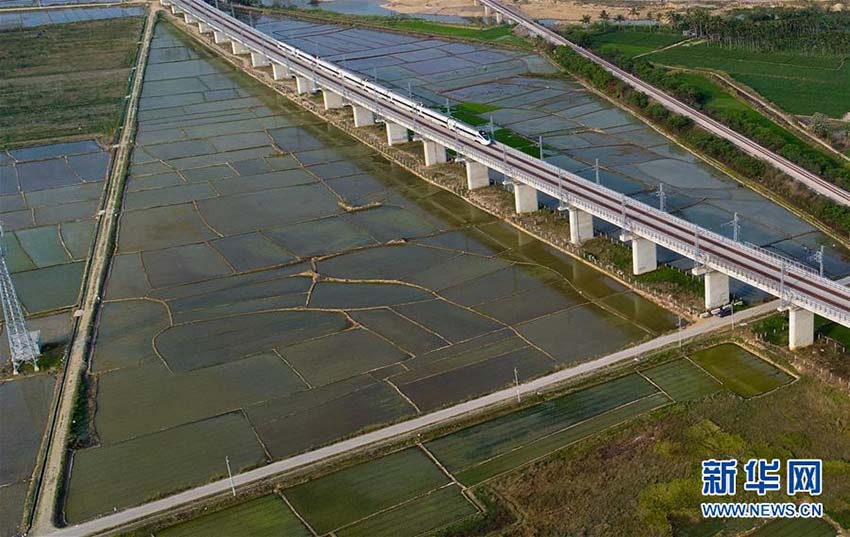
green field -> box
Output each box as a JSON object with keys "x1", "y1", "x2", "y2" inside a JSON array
[
  {"x1": 690, "y1": 344, "x2": 794, "y2": 397},
  {"x1": 64, "y1": 413, "x2": 266, "y2": 523},
  {"x1": 157, "y1": 496, "x2": 310, "y2": 537},
  {"x1": 589, "y1": 30, "x2": 686, "y2": 60},
  {"x1": 649, "y1": 42, "x2": 850, "y2": 118},
  {"x1": 640, "y1": 358, "x2": 722, "y2": 401},
  {"x1": 0, "y1": 17, "x2": 144, "y2": 145},
  {"x1": 284, "y1": 448, "x2": 470, "y2": 535},
  {"x1": 427, "y1": 374, "x2": 658, "y2": 473},
  {"x1": 336, "y1": 485, "x2": 478, "y2": 537},
  {"x1": 749, "y1": 517, "x2": 836, "y2": 537}
]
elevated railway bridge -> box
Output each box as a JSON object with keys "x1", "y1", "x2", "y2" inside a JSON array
[{"x1": 164, "y1": 0, "x2": 850, "y2": 348}]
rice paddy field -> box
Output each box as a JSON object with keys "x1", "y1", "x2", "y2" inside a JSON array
[
  {"x1": 0, "y1": 375, "x2": 56, "y2": 537},
  {"x1": 62, "y1": 21, "x2": 684, "y2": 523},
  {"x1": 150, "y1": 342, "x2": 796, "y2": 536},
  {"x1": 648, "y1": 43, "x2": 850, "y2": 118},
  {"x1": 588, "y1": 29, "x2": 686, "y2": 60},
  {"x1": 243, "y1": 11, "x2": 850, "y2": 301}
]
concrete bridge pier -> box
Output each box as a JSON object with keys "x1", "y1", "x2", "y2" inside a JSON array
[
  {"x1": 465, "y1": 161, "x2": 489, "y2": 190},
  {"x1": 495, "y1": 11, "x2": 503, "y2": 24},
  {"x1": 198, "y1": 22, "x2": 213, "y2": 34},
  {"x1": 251, "y1": 52, "x2": 270, "y2": 68},
  {"x1": 621, "y1": 234, "x2": 657, "y2": 275},
  {"x1": 183, "y1": 13, "x2": 196, "y2": 24},
  {"x1": 385, "y1": 122, "x2": 408, "y2": 145},
  {"x1": 295, "y1": 76, "x2": 316, "y2": 94},
  {"x1": 483, "y1": 5, "x2": 492, "y2": 16},
  {"x1": 231, "y1": 41, "x2": 250, "y2": 55},
  {"x1": 788, "y1": 307, "x2": 814, "y2": 350},
  {"x1": 322, "y1": 90, "x2": 344, "y2": 110},
  {"x1": 214, "y1": 30, "x2": 229, "y2": 45},
  {"x1": 693, "y1": 266, "x2": 730, "y2": 310},
  {"x1": 423, "y1": 139, "x2": 447, "y2": 166},
  {"x1": 353, "y1": 106, "x2": 375, "y2": 127},
  {"x1": 568, "y1": 207, "x2": 593, "y2": 245},
  {"x1": 170, "y1": 5, "x2": 182, "y2": 15},
  {"x1": 272, "y1": 63, "x2": 291, "y2": 80},
  {"x1": 159, "y1": 0, "x2": 171, "y2": 6},
  {"x1": 513, "y1": 183, "x2": 538, "y2": 214}
]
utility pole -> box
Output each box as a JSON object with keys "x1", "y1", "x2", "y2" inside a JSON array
[
  {"x1": 655, "y1": 183, "x2": 667, "y2": 212},
  {"x1": 538, "y1": 136, "x2": 543, "y2": 160},
  {"x1": 514, "y1": 367, "x2": 520, "y2": 403},
  {"x1": 723, "y1": 212, "x2": 741, "y2": 242},
  {"x1": 225, "y1": 456, "x2": 236, "y2": 497},
  {"x1": 808, "y1": 245, "x2": 824, "y2": 277},
  {"x1": 594, "y1": 158, "x2": 600, "y2": 184}
]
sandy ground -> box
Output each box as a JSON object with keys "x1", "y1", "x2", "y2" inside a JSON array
[{"x1": 384, "y1": 0, "x2": 818, "y2": 22}]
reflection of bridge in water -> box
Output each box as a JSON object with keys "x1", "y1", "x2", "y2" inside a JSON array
[{"x1": 165, "y1": 0, "x2": 850, "y2": 349}]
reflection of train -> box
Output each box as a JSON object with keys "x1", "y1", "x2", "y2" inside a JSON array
[{"x1": 276, "y1": 40, "x2": 493, "y2": 145}]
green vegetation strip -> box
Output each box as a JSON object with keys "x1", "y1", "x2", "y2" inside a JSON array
[
  {"x1": 336, "y1": 485, "x2": 478, "y2": 537},
  {"x1": 749, "y1": 517, "x2": 837, "y2": 537},
  {"x1": 284, "y1": 448, "x2": 450, "y2": 535},
  {"x1": 690, "y1": 343, "x2": 793, "y2": 398},
  {"x1": 426, "y1": 373, "x2": 658, "y2": 473},
  {"x1": 157, "y1": 496, "x2": 310, "y2": 537},
  {"x1": 587, "y1": 29, "x2": 685, "y2": 60},
  {"x1": 456, "y1": 393, "x2": 670, "y2": 485}
]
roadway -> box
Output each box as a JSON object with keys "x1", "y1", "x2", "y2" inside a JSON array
[
  {"x1": 167, "y1": 0, "x2": 850, "y2": 328},
  {"x1": 477, "y1": 0, "x2": 850, "y2": 207}
]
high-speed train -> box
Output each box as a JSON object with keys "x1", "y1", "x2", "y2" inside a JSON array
[{"x1": 270, "y1": 37, "x2": 493, "y2": 145}]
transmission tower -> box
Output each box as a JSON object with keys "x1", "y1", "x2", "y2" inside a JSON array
[{"x1": 0, "y1": 223, "x2": 40, "y2": 374}]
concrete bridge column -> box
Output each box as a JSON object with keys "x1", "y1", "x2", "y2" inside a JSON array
[
  {"x1": 483, "y1": 5, "x2": 492, "y2": 16},
  {"x1": 465, "y1": 161, "x2": 489, "y2": 190},
  {"x1": 386, "y1": 122, "x2": 407, "y2": 145},
  {"x1": 788, "y1": 308, "x2": 814, "y2": 350},
  {"x1": 352, "y1": 106, "x2": 375, "y2": 127},
  {"x1": 693, "y1": 267, "x2": 729, "y2": 310},
  {"x1": 627, "y1": 236, "x2": 657, "y2": 275},
  {"x1": 159, "y1": 0, "x2": 172, "y2": 6},
  {"x1": 495, "y1": 11, "x2": 503, "y2": 24},
  {"x1": 251, "y1": 52, "x2": 270, "y2": 68},
  {"x1": 231, "y1": 41, "x2": 250, "y2": 55},
  {"x1": 568, "y1": 207, "x2": 593, "y2": 245},
  {"x1": 513, "y1": 183, "x2": 538, "y2": 214},
  {"x1": 170, "y1": 5, "x2": 182, "y2": 15},
  {"x1": 295, "y1": 76, "x2": 316, "y2": 94},
  {"x1": 423, "y1": 139, "x2": 447, "y2": 166},
  {"x1": 214, "y1": 30, "x2": 229, "y2": 45},
  {"x1": 183, "y1": 13, "x2": 196, "y2": 24},
  {"x1": 323, "y1": 90, "x2": 344, "y2": 110},
  {"x1": 272, "y1": 63, "x2": 291, "y2": 80},
  {"x1": 198, "y1": 22, "x2": 213, "y2": 34}
]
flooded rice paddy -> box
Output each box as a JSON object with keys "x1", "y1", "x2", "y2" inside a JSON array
[
  {"x1": 0, "y1": 6, "x2": 145, "y2": 31},
  {"x1": 245, "y1": 12, "x2": 850, "y2": 299},
  {"x1": 63, "y1": 22, "x2": 680, "y2": 522},
  {"x1": 0, "y1": 374, "x2": 56, "y2": 537},
  {"x1": 0, "y1": 138, "x2": 108, "y2": 536}
]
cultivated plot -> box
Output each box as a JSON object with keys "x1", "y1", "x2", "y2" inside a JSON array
[
  {"x1": 242, "y1": 14, "x2": 850, "y2": 289},
  {"x1": 62, "y1": 22, "x2": 679, "y2": 522}
]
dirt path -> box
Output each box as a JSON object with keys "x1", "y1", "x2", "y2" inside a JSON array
[{"x1": 28, "y1": 7, "x2": 158, "y2": 534}]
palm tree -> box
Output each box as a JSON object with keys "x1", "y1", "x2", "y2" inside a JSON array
[
  {"x1": 581, "y1": 14, "x2": 591, "y2": 26},
  {"x1": 614, "y1": 13, "x2": 625, "y2": 28},
  {"x1": 599, "y1": 10, "x2": 610, "y2": 23},
  {"x1": 628, "y1": 6, "x2": 639, "y2": 19}
]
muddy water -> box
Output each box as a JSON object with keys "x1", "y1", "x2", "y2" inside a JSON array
[{"x1": 63, "y1": 21, "x2": 679, "y2": 522}]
